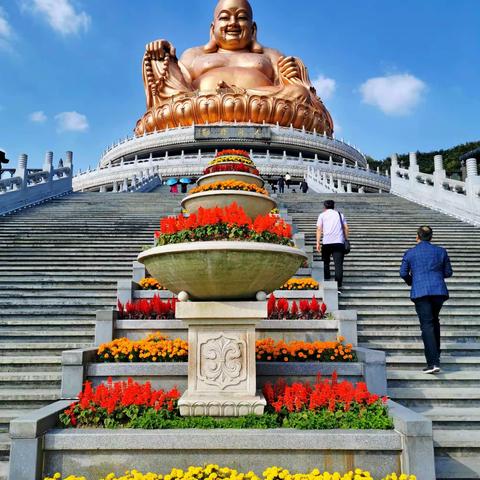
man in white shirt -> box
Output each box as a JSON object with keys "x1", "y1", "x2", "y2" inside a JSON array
[{"x1": 316, "y1": 199, "x2": 349, "y2": 291}]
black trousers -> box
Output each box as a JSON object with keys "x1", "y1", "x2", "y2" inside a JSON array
[
  {"x1": 321, "y1": 243, "x2": 345, "y2": 288},
  {"x1": 413, "y1": 295, "x2": 446, "y2": 366}
]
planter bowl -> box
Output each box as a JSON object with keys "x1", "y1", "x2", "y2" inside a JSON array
[
  {"x1": 138, "y1": 241, "x2": 307, "y2": 300},
  {"x1": 197, "y1": 171, "x2": 264, "y2": 188},
  {"x1": 182, "y1": 190, "x2": 276, "y2": 218}
]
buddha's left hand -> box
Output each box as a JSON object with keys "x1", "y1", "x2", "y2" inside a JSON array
[{"x1": 278, "y1": 56, "x2": 301, "y2": 81}]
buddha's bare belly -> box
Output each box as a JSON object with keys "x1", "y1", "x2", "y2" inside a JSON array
[{"x1": 193, "y1": 67, "x2": 274, "y2": 91}]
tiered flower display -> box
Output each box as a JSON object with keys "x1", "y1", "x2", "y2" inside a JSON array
[
  {"x1": 138, "y1": 147, "x2": 305, "y2": 300},
  {"x1": 155, "y1": 203, "x2": 293, "y2": 247}
]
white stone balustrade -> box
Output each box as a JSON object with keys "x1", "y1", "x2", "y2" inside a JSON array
[
  {"x1": 306, "y1": 162, "x2": 391, "y2": 194},
  {"x1": 0, "y1": 151, "x2": 73, "y2": 216},
  {"x1": 390, "y1": 153, "x2": 480, "y2": 226}
]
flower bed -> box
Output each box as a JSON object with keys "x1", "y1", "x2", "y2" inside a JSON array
[
  {"x1": 267, "y1": 295, "x2": 328, "y2": 320},
  {"x1": 45, "y1": 465, "x2": 415, "y2": 480},
  {"x1": 117, "y1": 296, "x2": 176, "y2": 319},
  {"x1": 189, "y1": 180, "x2": 268, "y2": 196},
  {"x1": 280, "y1": 278, "x2": 319, "y2": 291},
  {"x1": 256, "y1": 338, "x2": 355, "y2": 362},
  {"x1": 204, "y1": 162, "x2": 260, "y2": 175},
  {"x1": 97, "y1": 333, "x2": 188, "y2": 363},
  {"x1": 155, "y1": 204, "x2": 293, "y2": 247},
  {"x1": 96, "y1": 335, "x2": 355, "y2": 363},
  {"x1": 138, "y1": 277, "x2": 167, "y2": 290},
  {"x1": 59, "y1": 374, "x2": 390, "y2": 431}
]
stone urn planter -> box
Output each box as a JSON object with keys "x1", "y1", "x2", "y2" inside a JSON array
[
  {"x1": 137, "y1": 241, "x2": 307, "y2": 300},
  {"x1": 181, "y1": 190, "x2": 276, "y2": 218},
  {"x1": 197, "y1": 171, "x2": 264, "y2": 188}
]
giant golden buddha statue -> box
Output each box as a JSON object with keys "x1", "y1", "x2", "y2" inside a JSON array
[{"x1": 134, "y1": 0, "x2": 334, "y2": 136}]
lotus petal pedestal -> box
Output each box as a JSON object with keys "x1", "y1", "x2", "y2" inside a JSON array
[{"x1": 176, "y1": 301, "x2": 266, "y2": 417}]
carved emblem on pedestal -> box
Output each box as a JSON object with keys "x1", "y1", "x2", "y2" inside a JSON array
[{"x1": 198, "y1": 334, "x2": 247, "y2": 389}]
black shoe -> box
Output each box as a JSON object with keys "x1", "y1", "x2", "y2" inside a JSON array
[{"x1": 422, "y1": 365, "x2": 440, "y2": 374}]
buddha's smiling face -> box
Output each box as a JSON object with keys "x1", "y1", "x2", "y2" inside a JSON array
[{"x1": 213, "y1": 0, "x2": 255, "y2": 51}]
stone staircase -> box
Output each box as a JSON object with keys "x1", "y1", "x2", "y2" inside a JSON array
[
  {"x1": 1, "y1": 189, "x2": 479, "y2": 479},
  {"x1": 0, "y1": 189, "x2": 180, "y2": 476},
  {"x1": 283, "y1": 192, "x2": 480, "y2": 480}
]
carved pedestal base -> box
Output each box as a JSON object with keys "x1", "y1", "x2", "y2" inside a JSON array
[{"x1": 176, "y1": 301, "x2": 266, "y2": 417}]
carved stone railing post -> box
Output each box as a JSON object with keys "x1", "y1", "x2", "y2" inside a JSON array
[
  {"x1": 14, "y1": 154, "x2": 28, "y2": 191},
  {"x1": 433, "y1": 154, "x2": 446, "y2": 194}
]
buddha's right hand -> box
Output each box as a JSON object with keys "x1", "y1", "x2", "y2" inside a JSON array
[{"x1": 145, "y1": 39, "x2": 176, "y2": 61}]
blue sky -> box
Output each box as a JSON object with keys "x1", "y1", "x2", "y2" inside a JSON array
[{"x1": 0, "y1": 0, "x2": 479, "y2": 173}]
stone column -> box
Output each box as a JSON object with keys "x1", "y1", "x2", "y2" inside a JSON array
[
  {"x1": 176, "y1": 301, "x2": 266, "y2": 417},
  {"x1": 65, "y1": 151, "x2": 73, "y2": 171},
  {"x1": 347, "y1": 183, "x2": 352, "y2": 193},
  {"x1": 409, "y1": 152, "x2": 419, "y2": 173},
  {"x1": 43, "y1": 151, "x2": 53, "y2": 185},
  {"x1": 433, "y1": 155, "x2": 446, "y2": 194},
  {"x1": 466, "y1": 158, "x2": 478, "y2": 178},
  {"x1": 14, "y1": 154, "x2": 28, "y2": 191}
]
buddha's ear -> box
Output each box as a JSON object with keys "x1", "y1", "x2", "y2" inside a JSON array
[
  {"x1": 250, "y1": 22, "x2": 264, "y2": 53},
  {"x1": 204, "y1": 23, "x2": 218, "y2": 53}
]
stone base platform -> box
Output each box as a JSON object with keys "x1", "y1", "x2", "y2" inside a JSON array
[{"x1": 8, "y1": 400, "x2": 436, "y2": 480}]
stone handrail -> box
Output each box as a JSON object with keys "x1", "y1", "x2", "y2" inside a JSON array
[
  {"x1": 306, "y1": 162, "x2": 391, "y2": 193},
  {"x1": 0, "y1": 151, "x2": 73, "y2": 215},
  {"x1": 391, "y1": 153, "x2": 480, "y2": 226},
  {"x1": 99, "y1": 123, "x2": 367, "y2": 169},
  {"x1": 73, "y1": 152, "x2": 377, "y2": 192}
]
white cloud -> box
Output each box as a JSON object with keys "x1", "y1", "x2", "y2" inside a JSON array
[
  {"x1": 312, "y1": 75, "x2": 336, "y2": 101},
  {"x1": 360, "y1": 73, "x2": 426, "y2": 116},
  {"x1": 55, "y1": 111, "x2": 88, "y2": 132},
  {"x1": 0, "y1": 7, "x2": 12, "y2": 40},
  {"x1": 25, "y1": 0, "x2": 90, "y2": 35},
  {"x1": 29, "y1": 110, "x2": 47, "y2": 123}
]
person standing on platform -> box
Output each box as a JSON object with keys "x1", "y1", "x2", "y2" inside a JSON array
[
  {"x1": 300, "y1": 179, "x2": 309, "y2": 193},
  {"x1": 316, "y1": 200, "x2": 349, "y2": 293},
  {"x1": 400, "y1": 226, "x2": 453, "y2": 374},
  {"x1": 285, "y1": 172, "x2": 291, "y2": 189},
  {"x1": 277, "y1": 177, "x2": 285, "y2": 194}
]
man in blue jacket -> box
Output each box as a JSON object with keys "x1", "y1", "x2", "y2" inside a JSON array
[{"x1": 400, "y1": 226, "x2": 453, "y2": 374}]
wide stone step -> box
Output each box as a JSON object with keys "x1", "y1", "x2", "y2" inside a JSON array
[
  {"x1": 413, "y1": 406, "x2": 480, "y2": 425},
  {"x1": 0, "y1": 342, "x2": 91, "y2": 355},
  {"x1": 387, "y1": 369, "x2": 480, "y2": 388},
  {"x1": 0, "y1": 371, "x2": 61, "y2": 385},
  {"x1": 388, "y1": 387, "x2": 480, "y2": 407},
  {"x1": 434, "y1": 429, "x2": 480, "y2": 448},
  {"x1": 0, "y1": 330, "x2": 93, "y2": 343},
  {"x1": 0, "y1": 356, "x2": 61, "y2": 372}
]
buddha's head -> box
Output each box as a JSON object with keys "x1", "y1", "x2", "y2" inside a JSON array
[{"x1": 204, "y1": 0, "x2": 263, "y2": 53}]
